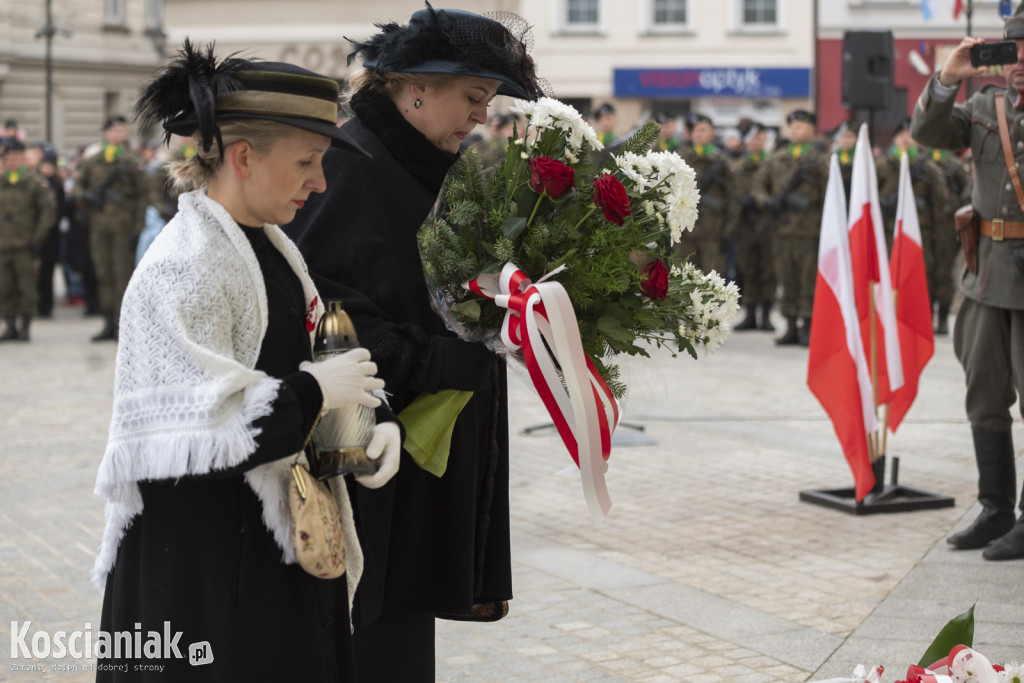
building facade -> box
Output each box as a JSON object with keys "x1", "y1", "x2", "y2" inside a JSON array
[
  {"x1": 816, "y1": 0, "x2": 1008, "y2": 138},
  {"x1": 167, "y1": 0, "x2": 813, "y2": 137},
  {"x1": 0, "y1": 0, "x2": 166, "y2": 153}
]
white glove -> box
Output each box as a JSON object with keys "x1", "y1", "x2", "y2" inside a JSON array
[
  {"x1": 355, "y1": 421, "x2": 401, "y2": 489},
  {"x1": 300, "y1": 348, "x2": 384, "y2": 411}
]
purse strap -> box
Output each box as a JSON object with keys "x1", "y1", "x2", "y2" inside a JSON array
[{"x1": 994, "y1": 93, "x2": 1024, "y2": 214}]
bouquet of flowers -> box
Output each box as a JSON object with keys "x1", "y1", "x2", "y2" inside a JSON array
[{"x1": 417, "y1": 97, "x2": 738, "y2": 520}]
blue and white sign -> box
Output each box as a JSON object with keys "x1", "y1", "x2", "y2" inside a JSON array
[{"x1": 614, "y1": 67, "x2": 812, "y2": 98}]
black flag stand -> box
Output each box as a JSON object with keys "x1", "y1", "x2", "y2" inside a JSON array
[{"x1": 800, "y1": 452, "x2": 955, "y2": 515}]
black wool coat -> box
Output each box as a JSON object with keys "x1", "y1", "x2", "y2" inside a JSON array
[{"x1": 284, "y1": 89, "x2": 512, "y2": 627}]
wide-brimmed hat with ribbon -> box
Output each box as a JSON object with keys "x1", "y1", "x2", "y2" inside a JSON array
[
  {"x1": 135, "y1": 40, "x2": 367, "y2": 157},
  {"x1": 347, "y1": 1, "x2": 545, "y2": 101}
]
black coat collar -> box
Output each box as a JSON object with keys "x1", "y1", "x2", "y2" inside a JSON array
[{"x1": 349, "y1": 88, "x2": 459, "y2": 195}]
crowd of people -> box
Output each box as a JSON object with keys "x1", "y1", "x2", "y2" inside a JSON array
[
  {"x1": 2, "y1": 4, "x2": 1022, "y2": 681},
  {"x1": 0, "y1": 115, "x2": 196, "y2": 343}
]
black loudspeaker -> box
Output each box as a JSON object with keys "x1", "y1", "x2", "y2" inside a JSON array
[{"x1": 842, "y1": 30, "x2": 894, "y2": 110}]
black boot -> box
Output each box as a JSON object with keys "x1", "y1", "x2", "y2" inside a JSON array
[
  {"x1": 735, "y1": 305, "x2": 758, "y2": 331},
  {"x1": 775, "y1": 316, "x2": 799, "y2": 345},
  {"x1": 0, "y1": 316, "x2": 17, "y2": 341},
  {"x1": 948, "y1": 429, "x2": 1017, "y2": 549},
  {"x1": 16, "y1": 315, "x2": 30, "y2": 341},
  {"x1": 935, "y1": 303, "x2": 950, "y2": 336},
  {"x1": 91, "y1": 315, "x2": 118, "y2": 342},
  {"x1": 797, "y1": 317, "x2": 811, "y2": 347},
  {"x1": 759, "y1": 301, "x2": 775, "y2": 331}
]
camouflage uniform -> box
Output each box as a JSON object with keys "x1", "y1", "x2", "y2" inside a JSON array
[
  {"x1": 731, "y1": 149, "x2": 776, "y2": 330},
  {"x1": 911, "y1": 67, "x2": 1024, "y2": 559},
  {"x1": 836, "y1": 147, "x2": 855, "y2": 203},
  {"x1": 875, "y1": 148, "x2": 951, "y2": 331},
  {"x1": 928, "y1": 147, "x2": 973, "y2": 333},
  {"x1": 0, "y1": 169, "x2": 56, "y2": 340},
  {"x1": 751, "y1": 142, "x2": 829, "y2": 342},
  {"x1": 677, "y1": 144, "x2": 737, "y2": 276},
  {"x1": 73, "y1": 146, "x2": 147, "y2": 329}
]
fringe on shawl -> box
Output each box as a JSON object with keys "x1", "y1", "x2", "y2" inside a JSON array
[{"x1": 92, "y1": 377, "x2": 283, "y2": 588}]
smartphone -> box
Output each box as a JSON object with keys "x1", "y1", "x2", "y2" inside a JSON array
[{"x1": 969, "y1": 40, "x2": 1019, "y2": 68}]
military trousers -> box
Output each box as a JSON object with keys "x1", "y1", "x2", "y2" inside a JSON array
[
  {"x1": 674, "y1": 236, "x2": 726, "y2": 278},
  {"x1": 90, "y1": 227, "x2": 135, "y2": 322},
  {"x1": 953, "y1": 297, "x2": 1024, "y2": 432},
  {"x1": 0, "y1": 247, "x2": 38, "y2": 317},
  {"x1": 736, "y1": 229, "x2": 776, "y2": 303},
  {"x1": 925, "y1": 228, "x2": 958, "y2": 308},
  {"x1": 772, "y1": 235, "x2": 817, "y2": 319}
]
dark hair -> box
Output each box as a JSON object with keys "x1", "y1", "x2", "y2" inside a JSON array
[
  {"x1": 104, "y1": 115, "x2": 129, "y2": 131},
  {"x1": 3, "y1": 118, "x2": 18, "y2": 129},
  {"x1": 593, "y1": 103, "x2": 616, "y2": 119}
]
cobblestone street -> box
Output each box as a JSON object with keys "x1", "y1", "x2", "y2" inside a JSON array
[{"x1": 1, "y1": 305, "x2": 1021, "y2": 681}]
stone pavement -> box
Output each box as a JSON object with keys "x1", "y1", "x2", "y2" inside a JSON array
[{"x1": 0, "y1": 304, "x2": 1021, "y2": 682}]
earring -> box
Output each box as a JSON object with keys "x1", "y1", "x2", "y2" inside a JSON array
[{"x1": 413, "y1": 98, "x2": 422, "y2": 109}]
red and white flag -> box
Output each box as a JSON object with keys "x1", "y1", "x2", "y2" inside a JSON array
[
  {"x1": 847, "y1": 123, "x2": 904, "y2": 407},
  {"x1": 888, "y1": 151, "x2": 934, "y2": 432},
  {"x1": 808, "y1": 155, "x2": 880, "y2": 501}
]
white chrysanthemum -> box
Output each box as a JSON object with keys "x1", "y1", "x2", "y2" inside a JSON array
[
  {"x1": 998, "y1": 662, "x2": 1024, "y2": 683},
  {"x1": 612, "y1": 150, "x2": 699, "y2": 244},
  {"x1": 512, "y1": 97, "x2": 603, "y2": 154},
  {"x1": 675, "y1": 265, "x2": 740, "y2": 357}
]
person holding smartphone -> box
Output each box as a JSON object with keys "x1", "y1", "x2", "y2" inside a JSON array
[{"x1": 910, "y1": 8, "x2": 1024, "y2": 561}]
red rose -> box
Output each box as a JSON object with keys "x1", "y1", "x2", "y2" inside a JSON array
[
  {"x1": 528, "y1": 156, "x2": 575, "y2": 198},
  {"x1": 593, "y1": 173, "x2": 631, "y2": 225},
  {"x1": 640, "y1": 260, "x2": 669, "y2": 301}
]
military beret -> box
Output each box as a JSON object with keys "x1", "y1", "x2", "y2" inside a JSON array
[
  {"x1": 685, "y1": 113, "x2": 713, "y2": 131},
  {"x1": 103, "y1": 115, "x2": 128, "y2": 131},
  {"x1": 892, "y1": 117, "x2": 912, "y2": 135},
  {"x1": 786, "y1": 109, "x2": 816, "y2": 125}
]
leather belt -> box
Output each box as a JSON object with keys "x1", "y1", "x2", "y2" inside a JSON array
[{"x1": 979, "y1": 219, "x2": 1024, "y2": 240}]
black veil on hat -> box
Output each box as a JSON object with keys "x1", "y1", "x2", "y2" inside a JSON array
[
  {"x1": 135, "y1": 39, "x2": 368, "y2": 157},
  {"x1": 347, "y1": 1, "x2": 546, "y2": 101}
]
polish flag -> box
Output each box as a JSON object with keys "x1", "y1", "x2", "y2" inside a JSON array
[
  {"x1": 808, "y1": 155, "x2": 880, "y2": 501},
  {"x1": 847, "y1": 123, "x2": 904, "y2": 407},
  {"x1": 953, "y1": 0, "x2": 963, "y2": 19},
  {"x1": 888, "y1": 151, "x2": 934, "y2": 432}
]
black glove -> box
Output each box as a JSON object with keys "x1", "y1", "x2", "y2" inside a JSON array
[
  {"x1": 81, "y1": 191, "x2": 104, "y2": 211},
  {"x1": 764, "y1": 196, "x2": 785, "y2": 216},
  {"x1": 740, "y1": 195, "x2": 758, "y2": 215}
]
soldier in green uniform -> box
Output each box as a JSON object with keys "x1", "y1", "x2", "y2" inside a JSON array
[
  {"x1": 0, "y1": 141, "x2": 56, "y2": 341},
  {"x1": 652, "y1": 111, "x2": 681, "y2": 153},
  {"x1": 732, "y1": 123, "x2": 776, "y2": 330},
  {"x1": 927, "y1": 145, "x2": 972, "y2": 334},
  {"x1": 910, "y1": 8, "x2": 1024, "y2": 560},
  {"x1": 876, "y1": 118, "x2": 951, "y2": 335},
  {"x1": 834, "y1": 121, "x2": 858, "y2": 201},
  {"x1": 677, "y1": 114, "x2": 737, "y2": 277},
  {"x1": 74, "y1": 115, "x2": 147, "y2": 341},
  {"x1": 752, "y1": 110, "x2": 829, "y2": 346}
]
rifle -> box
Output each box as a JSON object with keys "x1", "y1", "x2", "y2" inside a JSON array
[
  {"x1": 81, "y1": 161, "x2": 128, "y2": 212},
  {"x1": 756, "y1": 157, "x2": 813, "y2": 234},
  {"x1": 696, "y1": 158, "x2": 727, "y2": 211}
]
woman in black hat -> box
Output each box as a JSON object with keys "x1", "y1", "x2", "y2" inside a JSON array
[
  {"x1": 92, "y1": 41, "x2": 403, "y2": 681},
  {"x1": 285, "y1": 3, "x2": 543, "y2": 679}
]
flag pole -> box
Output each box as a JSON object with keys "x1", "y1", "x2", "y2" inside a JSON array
[
  {"x1": 868, "y1": 281, "x2": 880, "y2": 462},
  {"x1": 880, "y1": 288, "x2": 898, "y2": 456}
]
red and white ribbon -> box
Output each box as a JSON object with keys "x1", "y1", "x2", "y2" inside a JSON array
[{"x1": 468, "y1": 262, "x2": 619, "y2": 522}]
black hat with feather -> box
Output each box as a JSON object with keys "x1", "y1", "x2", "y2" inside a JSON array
[
  {"x1": 348, "y1": 2, "x2": 545, "y2": 101},
  {"x1": 136, "y1": 40, "x2": 367, "y2": 158}
]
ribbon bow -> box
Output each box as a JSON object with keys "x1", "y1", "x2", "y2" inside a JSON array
[{"x1": 468, "y1": 263, "x2": 619, "y2": 523}]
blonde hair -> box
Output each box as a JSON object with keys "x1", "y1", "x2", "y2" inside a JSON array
[
  {"x1": 342, "y1": 67, "x2": 459, "y2": 112},
  {"x1": 168, "y1": 119, "x2": 293, "y2": 192}
]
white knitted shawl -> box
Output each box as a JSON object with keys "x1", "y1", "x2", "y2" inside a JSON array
[{"x1": 93, "y1": 190, "x2": 362, "y2": 604}]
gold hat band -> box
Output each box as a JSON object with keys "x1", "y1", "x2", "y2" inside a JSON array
[{"x1": 216, "y1": 91, "x2": 338, "y2": 124}]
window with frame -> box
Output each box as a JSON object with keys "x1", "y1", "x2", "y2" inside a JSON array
[
  {"x1": 566, "y1": 0, "x2": 599, "y2": 26},
  {"x1": 742, "y1": 0, "x2": 777, "y2": 25},
  {"x1": 653, "y1": 0, "x2": 688, "y2": 25},
  {"x1": 104, "y1": 0, "x2": 127, "y2": 26},
  {"x1": 145, "y1": 0, "x2": 165, "y2": 32}
]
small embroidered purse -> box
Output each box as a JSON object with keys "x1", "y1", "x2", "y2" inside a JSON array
[{"x1": 289, "y1": 454, "x2": 347, "y2": 579}]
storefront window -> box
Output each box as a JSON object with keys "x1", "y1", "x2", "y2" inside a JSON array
[{"x1": 742, "y1": 0, "x2": 777, "y2": 25}]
